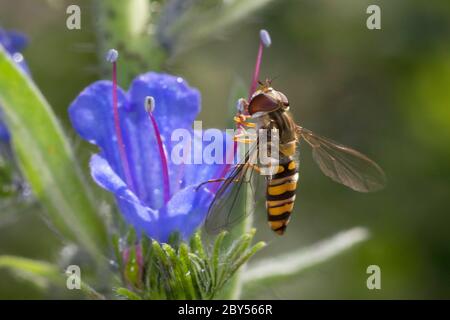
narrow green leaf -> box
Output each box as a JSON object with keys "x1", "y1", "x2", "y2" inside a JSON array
[
  {"x1": 0, "y1": 255, "x2": 105, "y2": 299},
  {"x1": 242, "y1": 227, "x2": 370, "y2": 286},
  {"x1": 228, "y1": 229, "x2": 255, "y2": 263},
  {"x1": 212, "y1": 231, "x2": 227, "y2": 286},
  {"x1": 152, "y1": 240, "x2": 176, "y2": 299},
  {"x1": 0, "y1": 255, "x2": 60, "y2": 288},
  {"x1": 112, "y1": 234, "x2": 123, "y2": 271},
  {"x1": 178, "y1": 243, "x2": 198, "y2": 299},
  {"x1": 115, "y1": 287, "x2": 142, "y2": 300},
  {"x1": 230, "y1": 241, "x2": 266, "y2": 275},
  {"x1": 188, "y1": 253, "x2": 210, "y2": 299},
  {"x1": 162, "y1": 243, "x2": 186, "y2": 299},
  {"x1": 80, "y1": 280, "x2": 107, "y2": 300},
  {"x1": 190, "y1": 231, "x2": 206, "y2": 259},
  {"x1": 126, "y1": 227, "x2": 137, "y2": 245},
  {"x1": 124, "y1": 245, "x2": 141, "y2": 289},
  {"x1": 0, "y1": 48, "x2": 108, "y2": 258}
]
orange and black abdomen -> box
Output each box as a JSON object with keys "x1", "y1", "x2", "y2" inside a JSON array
[{"x1": 266, "y1": 156, "x2": 298, "y2": 235}]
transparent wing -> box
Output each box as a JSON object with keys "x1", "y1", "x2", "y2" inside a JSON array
[
  {"x1": 203, "y1": 143, "x2": 264, "y2": 234},
  {"x1": 298, "y1": 126, "x2": 386, "y2": 192}
]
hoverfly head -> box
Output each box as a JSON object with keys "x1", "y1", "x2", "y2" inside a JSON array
[
  {"x1": 247, "y1": 30, "x2": 290, "y2": 116},
  {"x1": 248, "y1": 87, "x2": 289, "y2": 117}
]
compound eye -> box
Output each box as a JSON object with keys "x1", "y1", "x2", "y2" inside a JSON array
[{"x1": 248, "y1": 93, "x2": 280, "y2": 115}]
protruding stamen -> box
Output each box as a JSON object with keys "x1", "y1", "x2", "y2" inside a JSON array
[
  {"x1": 106, "y1": 49, "x2": 119, "y2": 63},
  {"x1": 248, "y1": 29, "x2": 272, "y2": 100},
  {"x1": 260, "y1": 29, "x2": 272, "y2": 48},
  {"x1": 145, "y1": 96, "x2": 155, "y2": 113},
  {"x1": 217, "y1": 30, "x2": 273, "y2": 192},
  {"x1": 107, "y1": 49, "x2": 135, "y2": 192},
  {"x1": 145, "y1": 96, "x2": 171, "y2": 204}
]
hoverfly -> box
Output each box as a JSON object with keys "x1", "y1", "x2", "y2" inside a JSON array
[
  {"x1": 202, "y1": 30, "x2": 386, "y2": 235},
  {"x1": 203, "y1": 80, "x2": 386, "y2": 235}
]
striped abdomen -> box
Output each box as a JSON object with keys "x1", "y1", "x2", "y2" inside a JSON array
[{"x1": 266, "y1": 156, "x2": 298, "y2": 235}]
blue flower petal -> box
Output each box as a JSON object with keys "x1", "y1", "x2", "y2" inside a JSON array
[
  {"x1": 0, "y1": 28, "x2": 29, "y2": 73},
  {"x1": 128, "y1": 72, "x2": 200, "y2": 142},
  {"x1": 90, "y1": 154, "x2": 214, "y2": 242},
  {"x1": 0, "y1": 28, "x2": 27, "y2": 53},
  {"x1": 156, "y1": 185, "x2": 214, "y2": 241},
  {"x1": 69, "y1": 73, "x2": 205, "y2": 210},
  {"x1": 178, "y1": 129, "x2": 235, "y2": 189},
  {"x1": 69, "y1": 81, "x2": 130, "y2": 180},
  {"x1": 70, "y1": 72, "x2": 232, "y2": 241},
  {"x1": 127, "y1": 72, "x2": 201, "y2": 204},
  {"x1": 0, "y1": 110, "x2": 10, "y2": 141},
  {"x1": 89, "y1": 154, "x2": 159, "y2": 229}
]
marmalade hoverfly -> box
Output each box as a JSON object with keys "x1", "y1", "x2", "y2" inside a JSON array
[
  {"x1": 201, "y1": 30, "x2": 386, "y2": 235},
  {"x1": 203, "y1": 80, "x2": 386, "y2": 235}
]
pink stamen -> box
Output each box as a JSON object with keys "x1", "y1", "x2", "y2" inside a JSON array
[
  {"x1": 248, "y1": 41, "x2": 264, "y2": 101},
  {"x1": 249, "y1": 29, "x2": 272, "y2": 101},
  {"x1": 110, "y1": 54, "x2": 136, "y2": 192},
  {"x1": 145, "y1": 97, "x2": 171, "y2": 204},
  {"x1": 212, "y1": 30, "x2": 271, "y2": 192}
]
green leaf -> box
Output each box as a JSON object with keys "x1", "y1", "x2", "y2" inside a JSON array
[
  {"x1": 190, "y1": 231, "x2": 206, "y2": 259},
  {"x1": 115, "y1": 287, "x2": 142, "y2": 300},
  {"x1": 212, "y1": 231, "x2": 227, "y2": 286},
  {"x1": 123, "y1": 245, "x2": 142, "y2": 289},
  {"x1": 161, "y1": 243, "x2": 186, "y2": 299},
  {"x1": 216, "y1": 229, "x2": 265, "y2": 299},
  {"x1": 242, "y1": 227, "x2": 370, "y2": 287},
  {"x1": 178, "y1": 243, "x2": 198, "y2": 299},
  {"x1": 0, "y1": 255, "x2": 105, "y2": 299},
  {"x1": 115, "y1": 229, "x2": 263, "y2": 300},
  {"x1": 0, "y1": 47, "x2": 108, "y2": 258},
  {"x1": 112, "y1": 234, "x2": 123, "y2": 271},
  {"x1": 0, "y1": 255, "x2": 61, "y2": 289}
]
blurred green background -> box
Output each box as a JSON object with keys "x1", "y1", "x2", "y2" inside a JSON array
[{"x1": 1, "y1": 0, "x2": 450, "y2": 299}]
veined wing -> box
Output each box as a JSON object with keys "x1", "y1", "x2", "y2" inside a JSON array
[
  {"x1": 298, "y1": 126, "x2": 386, "y2": 192},
  {"x1": 203, "y1": 142, "x2": 264, "y2": 234}
]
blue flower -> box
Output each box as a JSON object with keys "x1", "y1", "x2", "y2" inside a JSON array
[
  {"x1": 69, "y1": 72, "x2": 232, "y2": 242},
  {"x1": 0, "y1": 27, "x2": 29, "y2": 141},
  {"x1": 0, "y1": 109, "x2": 9, "y2": 141}
]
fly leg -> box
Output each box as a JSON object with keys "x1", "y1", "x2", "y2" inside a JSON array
[
  {"x1": 233, "y1": 132, "x2": 257, "y2": 144},
  {"x1": 194, "y1": 164, "x2": 245, "y2": 191},
  {"x1": 234, "y1": 100, "x2": 258, "y2": 143},
  {"x1": 234, "y1": 115, "x2": 255, "y2": 128},
  {"x1": 194, "y1": 163, "x2": 262, "y2": 191},
  {"x1": 195, "y1": 177, "x2": 240, "y2": 191},
  {"x1": 234, "y1": 99, "x2": 255, "y2": 130}
]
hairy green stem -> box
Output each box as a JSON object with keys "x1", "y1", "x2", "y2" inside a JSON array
[{"x1": 93, "y1": 0, "x2": 166, "y2": 86}]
